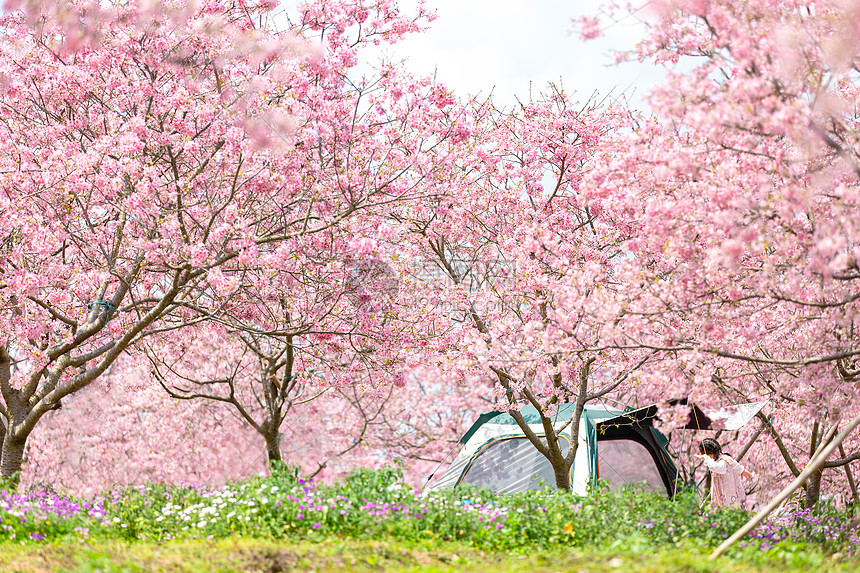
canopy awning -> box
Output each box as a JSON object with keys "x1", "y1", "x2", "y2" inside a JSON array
[{"x1": 596, "y1": 399, "x2": 767, "y2": 432}]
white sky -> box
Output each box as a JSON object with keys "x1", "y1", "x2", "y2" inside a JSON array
[
  {"x1": 278, "y1": 0, "x2": 666, "y2": 111},
  {"x1": 373, "y1": 0, "x2": 664, "y2": 110}
]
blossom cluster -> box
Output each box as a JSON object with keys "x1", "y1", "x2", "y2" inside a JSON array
[{"x1": 0, "y1": 489, "x2": 106, "y2": 541}]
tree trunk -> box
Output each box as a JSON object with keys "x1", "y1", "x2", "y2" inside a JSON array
[
  {"x1": 839, "y1": 444, "x2": 860, "y2": 506},
  {"x1": 264, "y1": 430, "x2": 282, "y2": 467},
  {"x1": 802, "y1": 421, "x2": 832, "y2": 508},
  {"x1": 1, "y1": 434, "x2": 27, "y2": 485},
  {"x1": 552, "y1": 457, "x2": 573, "y2": 491},
  {"x1": 804, "y1": 469, "x2": 822, "y2": 508}
]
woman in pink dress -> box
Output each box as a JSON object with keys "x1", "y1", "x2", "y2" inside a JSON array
[{"x1": 695, "y1": 438, "x2": 753, "y2": 508}]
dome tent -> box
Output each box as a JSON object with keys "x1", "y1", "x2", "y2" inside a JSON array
[{"x1": 430, "y1": 403, "x2": 679, "y2": 496}]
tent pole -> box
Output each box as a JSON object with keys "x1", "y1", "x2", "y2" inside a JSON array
[
  {"x1": 421, "y1": 442, "x2": 459, "y2": 489},
  {"x1": 674, "y1": 426, "x2": 687, "y2": 502}
]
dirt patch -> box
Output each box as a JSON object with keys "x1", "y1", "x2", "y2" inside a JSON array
[
  {"x1": 239, "y1": 547, "x2": 305, "y2": 572},
  {"x1": 1, "y1": 545, "x2": 82, "y2": 573}
]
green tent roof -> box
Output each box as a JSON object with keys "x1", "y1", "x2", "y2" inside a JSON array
[{"x1": 459, "y1": 403, "x2": 624, "y2": 443}]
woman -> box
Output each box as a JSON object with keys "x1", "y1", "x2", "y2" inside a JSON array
[{"x1": 695, "y1": 438, "x2": 753, "y2": 508}]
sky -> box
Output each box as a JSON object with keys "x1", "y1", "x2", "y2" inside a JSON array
[
  {"x1": 276, "y1": 0, "x2": 666, "y2": 111},
  {"x1": 370, "y1": 0, "x2": 664, "y2": 110}
]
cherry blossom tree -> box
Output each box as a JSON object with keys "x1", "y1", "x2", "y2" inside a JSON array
[
  {"x1": 22, "y1": 353, "x2": 260, "y2": 496},
  {"x1": 144, "y1": 320, "x2": 403, "y2": 473},
  {"x1": 388, "y1": 86, "x2": 670, "y2": 491},
  {"x1": 140, "y1": 212, "x2": 483, "y2": 481},
  {"x1": 578, "y1": 0, "x2": 860, "y2": 504},
  {"x1": 0, "y1": 0, "x2": 464, "y2": 483},
  {"x1": 21, "y1": 343, "x2": 479, "y2": 494}
]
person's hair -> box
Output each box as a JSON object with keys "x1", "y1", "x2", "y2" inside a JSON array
[{"x1": 700, "y1": 438, "x2": 722, "y2": 457}]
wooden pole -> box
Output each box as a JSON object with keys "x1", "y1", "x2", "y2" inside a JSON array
[{"x1": 710, "y1": 414, "x2": 860, "y2": 560}]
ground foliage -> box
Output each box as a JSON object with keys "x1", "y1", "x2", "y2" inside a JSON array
[
  {"x1": 1, "y1": 538, "x2": 859, "y2": 573},
  {"x1": 1, "y1": 466, "x2": 858, "y2": 563}
]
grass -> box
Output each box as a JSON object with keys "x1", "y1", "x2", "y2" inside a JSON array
[
  {"x1": 3, "y1": 468, "x2": 860, "y2": 571},
  {"x1": 1, "y1": 538, "x2": 859, "y2": 573}
]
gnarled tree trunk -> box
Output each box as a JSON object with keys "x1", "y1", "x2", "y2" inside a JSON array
[
  {"x1": 0, "y1": 434, "x2": 26, "y2": 484},
  {"x1": 0, "y1": 347, "x2": 25, "y2": 484}
]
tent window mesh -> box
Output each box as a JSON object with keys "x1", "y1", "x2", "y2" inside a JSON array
[
  {"x1": 461, "y1": 436, "x2": 568, "y2": 494},
  {"x1": 597, "y1": 439, "x2": 665, "y2": 491}
]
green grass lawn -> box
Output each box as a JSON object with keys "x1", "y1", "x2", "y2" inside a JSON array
[{"x1": 2, "y1": 538, "x2": 858, "y2": 573}]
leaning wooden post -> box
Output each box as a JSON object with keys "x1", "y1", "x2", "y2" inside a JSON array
[{"x1": 710, "y1": 413, "x2": 860, "y2": 560}]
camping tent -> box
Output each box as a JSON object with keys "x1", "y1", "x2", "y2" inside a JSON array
[{"x1": 431, "y1": 403, "x2": 679, "y2": 496}]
